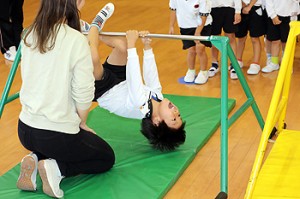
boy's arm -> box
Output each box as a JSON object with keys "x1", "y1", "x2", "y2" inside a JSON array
[
  {"x1": 140, "y1": 31, "x2": 162, "y2": 98},
  {"x1": 169, "y1": 0, "x2": 177, "y2": 34},
  {"x1": 126, "y1": 30, "x2": 148, "y2": 108}
]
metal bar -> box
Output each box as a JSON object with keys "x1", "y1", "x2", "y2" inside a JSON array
[
  {"x1": 228, "y1": 99, "x2": 254, "y2": 128},
  {"x1": 91, "y1": 31, "x2": 211, "y2": 41}
]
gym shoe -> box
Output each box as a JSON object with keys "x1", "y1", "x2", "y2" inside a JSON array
[
  {"x1": 230, "y1": 68, "x2": 238, "y2": 80},
  {"x1": 38, "y1": 159, "x2": 64, "y2": 198},
  {"x1": 183, "y1": 69, "x2": 196, "y2": 83},
  {"x1": 208, "y1": 63, "x2": 219, "y2": 77},
  {"x1": 91, "y1": 3, "x2": 115, "y2": 32},
  {"x1": 4, "y1": 46, "x2": 16, "y2": 62},
  {"x1": 16, "y1": 153, "x2": 38, "y2": 191},
  {"x1": 194, "y1": 71, "x2": 208, "y2": 84},
  {"x1": 80, "y1": 19, "x2": 90, "y2": 34},
  {"x1": 247, "y1": 63, "x2": 260, "y2": 75},
  {"x1": 238, "y1": 60, "x2": 244, "y2": 68},
  {"x1": 262, "y1": 62, "x2": 279, "y2": 73}
]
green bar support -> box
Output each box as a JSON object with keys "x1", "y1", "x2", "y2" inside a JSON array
[{"x1": 0, "y1": 46, "x2": 21, "y2": 118}]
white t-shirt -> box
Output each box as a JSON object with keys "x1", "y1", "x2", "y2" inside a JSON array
[
  {"x1": 169, "y1": 0, "x2": 213, "y2": 28},
  {"x1": 211, "y1": 0, "x2": 242, "y2": 13},
  {"x1": 266, "y1": 0, "x2": 300, "y2": 19},
  {"x1": 20, "y1": 24, "x2": 95, "y2": 134},
  {"x1": 97, "y1": 48, "x2": 163, "y2": 119}
]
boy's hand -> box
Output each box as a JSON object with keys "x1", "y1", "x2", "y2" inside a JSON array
[
  {"x1": 139, "y1": 30, "x2": 152, "y2": 50},
  {"x1": 126, "y1": 30, "x2": 139, "y2": 48}
]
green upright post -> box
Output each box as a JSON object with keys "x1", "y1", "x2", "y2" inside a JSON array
[{"x1": 0, "y1": 46, "x2": 21, "y2": 118}]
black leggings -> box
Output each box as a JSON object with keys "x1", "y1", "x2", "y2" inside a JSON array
[{"x1": 18, "y1": 120, "x2": 115, "y2": 177}]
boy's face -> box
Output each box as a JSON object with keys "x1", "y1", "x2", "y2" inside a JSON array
[{"x1": 157, "y1": 98, "x2": 182, "y2": 129}]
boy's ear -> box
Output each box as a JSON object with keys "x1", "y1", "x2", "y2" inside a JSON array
[{"x1": 152, "y1": 116, "x2": 161, "y2": 127}]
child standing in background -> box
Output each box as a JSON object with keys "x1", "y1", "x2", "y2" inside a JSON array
[
  {"x1": 209, "y1": 0, "x2": 242, "y2": 80},
  {"x1": 169, "y1": 0, "x2": 213, "y2": 84},
  {"x1": 263, "y1": 0, "x2": 300, "y2": 73},
  {"x1": 235, "y1": 0, "x2": 266, "y2": 75}
]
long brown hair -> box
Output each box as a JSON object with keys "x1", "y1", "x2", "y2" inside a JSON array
[{"x1": 24, "y1": 0, "x2": 81, "y2": 53}]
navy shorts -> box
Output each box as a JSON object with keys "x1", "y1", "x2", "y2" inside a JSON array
[
  {"x1": 266, "y1": 16, "x2": 291, "y2": 42},
  {"x1": 211, "y1": 7, "x2": 238, "y2": 35},
  {"x1": 180, "y1": 25, "x2": 212, "y2": 50},
  {"x1": 93, "y1": 59, "x2": 126, "y2": 101},
  {"x1": 235, "y1": 6, "x2": 266, "y2": 38}
]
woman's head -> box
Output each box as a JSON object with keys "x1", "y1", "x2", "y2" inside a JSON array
[{"x1": 24, "y1": 0, "x2": 82, "y2": 53}]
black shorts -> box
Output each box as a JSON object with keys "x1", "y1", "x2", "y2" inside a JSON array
[
  {"x1": 266, "y1": 16, "x2": 290, "y2": 42},
  {"x1": 93, "y1": 59, "x2": 126, "y2": 101},
  {"x1": 180, "y1": 25, "x2": 212, "y2": 50},
  {"x1": 235, "y1": 6, "x2": 266, "y2": 38},
  {"x1": 211, "y1": 7, "x2": 238, "y2": 35}
]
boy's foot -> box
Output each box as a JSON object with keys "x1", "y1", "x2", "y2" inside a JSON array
[
  {"x1": 91, "y1": 3, "x2": 115, "y2": 32},
  {"x1": 38, "y1": 159, "x2": 64, "y2": 198},
  {"x1": 247, "y1": 63, "x2": 260, "y2": 75},
  {"x1": 80, "y1": 19, "x2": 91, "y2": 34},
  {"x1": 183, "y1": 69, "x2": 196, "y2": 83},
  {"x1": 262, "y1": 62, "x2": 279, "y2": 73},
  {"x1": 238, "y1": 60, "x2": 244, "y2": 68},
  {"x1": 4, "y1": 46, "x2": 16, "y2": 62},
  {"x1": 194, "y1": 71, "x2": 208, "y2": 84},
  {"x1": 16, "y1": 153, "x2": 38, "y2": 191},
  {"x1": 208, "y1": 63, "x2": 219, "y2": 77}
]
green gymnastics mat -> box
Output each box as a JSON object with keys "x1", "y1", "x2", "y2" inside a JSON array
[{"x1": 0, "y1": 95, "x2": 235, "y2": 199}]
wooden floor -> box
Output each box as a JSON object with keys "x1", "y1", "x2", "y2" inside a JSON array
[{"x1": 1, "y1": 0, "x2": 300, "y2": 198}]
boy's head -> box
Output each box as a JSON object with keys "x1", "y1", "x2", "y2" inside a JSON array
[
  {"x1": 141, "y1": 118, "x2": 186, "y2": 151},
  {"x1": 141, "y1": 98, "x2": 186, "y2": 151}
]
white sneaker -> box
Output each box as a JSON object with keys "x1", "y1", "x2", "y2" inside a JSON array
[
  {"x1": 230, "y1": 69, "x2": 238, "y2": 80},
  {"x1": 262, "y1": 62, "x2": 279, "y2": 73},
  {"x1": 183, "y1": 69, "x2": 196, "y2": 83},
  {"x1": 238, "y1": 60, "x2": 244, "y2": 68},
  {"x1": 80, "y1": 19, "x2": 90, "y2": 34},
  {"x1": 38, "y1": 159, "x2": 64, "y2": 198},
  {"x1": 4, "y1": 46, "x2": 16, "y2": 62},
  {"x1": 91, "y1": 3, "x2": 115, "y2": 32},
  {"x1": 194, "y1": 71, "x2": 208, "y2": 84},
  {"x1": 208, "y1": 63, "x2": 219, "y2": 77},
  {"x1": 17, "y1": 153, "x2": 38, "y2": 191},
  {"x1": 247, "y1": 63, "x2": 260, "y2": 75}
]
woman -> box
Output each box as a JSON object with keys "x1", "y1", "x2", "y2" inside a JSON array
[{"x1": 16, "y1": 1, "x2": 115, "y2": 198}]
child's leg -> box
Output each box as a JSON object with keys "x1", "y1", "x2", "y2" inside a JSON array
[
  {"x1": 225, "y1": 32, "x2": 237, "y2": 57},
  {"x1": 197, "y1": 44, "x2": 208, "y2": 71},
  {"x1": 187, "y1": 46, "x2": 196, "y2": 70},
  {"x1": 236, "y1": 36, "x2": 247, "y2": 62},
  {"x1": 251, "y1": 37, "x2": 261, "y2": 64},
  {"x1": 88, "y1": 26, "x2": 104, "y2": 80},
  {"x1": 99, "y1": 35, "x2": 127, "y2": 66}
]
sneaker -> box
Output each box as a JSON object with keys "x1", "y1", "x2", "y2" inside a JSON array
[
  {"x1": 194, "y1": 71, "x2": 208, "y2": 84},
  {"x1": 183, "y1": 69, "x2": 196, "y2": 83},
  {"x1": 80, "y1": 19, "x2": 90, "y2": 34},
  {"x1": 238, "y1": 60, "x2": 244, "y2": 68},
  {"x1": 230, "y1": 68, "x2": 238, "y2": 80},
  {"x1": 91, "y1": 3, "x2": 115, "y2": 32},
  {"x1": 4, "y1": 46, "x2": 16, "y2": 62},
  {"x1": 262, "y1": 62, "x2": 279, "y2": 73},
  {"x1": 38, "y1": 159, "x2": 64, "y2": 198},
  {"x1": 247, "y1": 63, "x2": 260, "y2": 75},
  {"x1": 208, "y1": 63, "x2": 219, "y2": 77},
  {"x1": 16, "y1": 153, "x2": 38, "y2": 191}
]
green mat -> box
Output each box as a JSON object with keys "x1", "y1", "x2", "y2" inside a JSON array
[{"x1": 0, "y1": 95, "x2": 235, "y2": 199}]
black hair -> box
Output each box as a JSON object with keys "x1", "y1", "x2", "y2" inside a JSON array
[{"x1": 140, "y1": 118, "x2": 186, "y2": 151}]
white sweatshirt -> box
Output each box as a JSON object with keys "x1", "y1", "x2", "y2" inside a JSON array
[
  {"x1": 20, "y1": 24, "x2": 95, "y2": 134},
  {"x1": 169, "y1": 0, "x2": 213, "y2": 28},
  {"x1": 266, "y1": 0, "x2": 300, "y2": 19},
  {"x1": 211, "y1": 0, "x2": 242, "y2": 13},
  {"x1": 97, "y1": 48, "x2": 163, "y2": 119},
  {"x1": 242, "y1": 0, "x2": 262, "y2": 6}
]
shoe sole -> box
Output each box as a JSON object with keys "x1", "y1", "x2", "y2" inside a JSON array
[
  {"x1": 38, "y1": 161, "x2": 59, "y2": 198},
  {"x1": 17, "y1": 156, "x2": 37, "y2": 191}
]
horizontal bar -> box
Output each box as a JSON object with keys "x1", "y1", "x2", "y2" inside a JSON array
[{"x1": 84, "y1": 31, "x2": 211, "y2": 41}]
